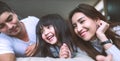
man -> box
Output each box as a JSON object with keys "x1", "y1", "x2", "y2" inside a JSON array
[{"x1": 0, "y1": 1, "x2": 39, "y2": 61}]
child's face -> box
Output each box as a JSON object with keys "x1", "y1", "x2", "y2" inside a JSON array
[
  {"x1": 71, "y1": 12, "x2": 99, "y2": 41},
  {"x1": 41, "y1": 25, "x2": 58, "y2": 44}
]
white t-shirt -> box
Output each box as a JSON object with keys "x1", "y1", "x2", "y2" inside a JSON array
[{"x1": 0, "y1": 16, "x2": 39, "y2": 57}]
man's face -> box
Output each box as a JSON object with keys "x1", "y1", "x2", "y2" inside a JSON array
[{"x1": 0, "y1": 12, "x2": 22, "y2": 36}]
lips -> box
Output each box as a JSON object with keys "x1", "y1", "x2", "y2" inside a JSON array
[
  {"x1": 78, "y1": 31, "x2": 86, "y2": 37},
  {"x1": 46, "y1": 34, "x2": 54, "y2": 41},
  {"x1": 13, "y1": 26, "x2": 17, "y2": 32},
  {"x1": 9, "y1": 25, "x2": 18, "y2": 34}
]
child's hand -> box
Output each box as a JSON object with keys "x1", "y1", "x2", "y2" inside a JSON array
[{"x1": 59, "y1": 43, "x2": 71, "y2": 58}]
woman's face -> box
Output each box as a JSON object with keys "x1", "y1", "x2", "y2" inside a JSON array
[
  {"x1": 71, "y1": 12, "x2": 99, "y2": 41},
  {"x1": 41, "y1": 25, "x2": 58, "y2": 44}
]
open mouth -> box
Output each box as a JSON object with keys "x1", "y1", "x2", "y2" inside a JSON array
[{"x1": 46, "y1": 34, "x2": 54, "y2": 42}]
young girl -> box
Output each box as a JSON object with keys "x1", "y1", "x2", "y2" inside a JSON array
[
  {"x1": 69, "y1": 4, "x2": 120, "y2": 61},
  {"x1": 35, "y1": 14, "x2": 76, "y2": 58}
]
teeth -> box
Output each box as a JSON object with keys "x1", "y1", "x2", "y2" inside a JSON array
[{"x1": 47, "y1": 34, "x2": 53, "y2": 40}]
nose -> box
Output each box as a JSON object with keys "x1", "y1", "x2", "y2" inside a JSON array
[
  {"x1": 43, "y1": 28, "x2": 49, "y2": 36},
  {"x1": 6, "y1": 23, "x2": 13, "y2": 30},
  {"x1": 77, "y1": 24, "x2": 82, "y2": 32}
]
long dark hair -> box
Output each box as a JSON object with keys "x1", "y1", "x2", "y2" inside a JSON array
[
  {"x1": 69, "y1": 4, "x2": 120, "y2": 60},
  {"x1": 35, "y1": 14, "x2": 76, "y2": 57}
]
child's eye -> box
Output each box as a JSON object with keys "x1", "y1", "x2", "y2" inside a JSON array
[
  {"x1": 40, "y1": 29, "x2": 44, "y2": 33},
  {"x1": 47, "y1": 25, "x2": 52, "y2": 29},
  {"x1": 45, "y1": 26, "x2": 49, "y2": 29},
  {"x1": 40, "y1": 26, "x2": 44, "y2": 33}
]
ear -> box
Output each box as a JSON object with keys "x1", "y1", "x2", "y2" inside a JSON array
[{"x1": 95, "y1": 18, "x2": 101, "y2": 25}]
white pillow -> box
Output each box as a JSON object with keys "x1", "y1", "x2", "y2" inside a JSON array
[{"x1": 17, "y1": 56, "x2": 94, "y2": 61}]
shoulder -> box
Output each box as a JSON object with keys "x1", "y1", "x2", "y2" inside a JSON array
[
  {"x1": 26, "y1": 16, "x2": 39, "y2": 20},
  {"x1": 0, "y1": 33, "x2": 14, "y2": 54},
  {"x1": 20, "y1": 16, "x2": 40, "y2": 26},
  {"x1": 21, "y1": 16, "x2": 40, "y2": 23},
  {"x1": 0, "y1": 33, "x2": 13, "y2": 45},
  {"x1": 112, "y1": 25, "x2": 120, "y2": 36},
  {"x1": 0, "y1": 33, "x2": 12, "y2": 42}
]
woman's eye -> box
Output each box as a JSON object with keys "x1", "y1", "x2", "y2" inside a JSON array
[
  {"x1": 80, "y1": 20, "x2": 85, "y2": 24},
  {"x1": 72, "y1": 24, "x2": 77, "y2": 28}
]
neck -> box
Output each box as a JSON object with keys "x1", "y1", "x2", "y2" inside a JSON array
[
  {"x1": 15, "y1": 22, "x2": 29, "y2": 42},
  {"x1": 89, "y1": 35, "x2": 97, "y2": 42}
]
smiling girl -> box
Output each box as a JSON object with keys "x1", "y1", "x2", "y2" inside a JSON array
[{"x1": 35, "y1": 14, "x2": 76, "y2": 58}]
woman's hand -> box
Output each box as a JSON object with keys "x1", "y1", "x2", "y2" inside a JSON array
[
  {"x1": 96, "y1": 20, "x2": 109, "y2": 42},
  {"x1": 96, "y1": 54, "x2": 113, "y2": 61},
  {"x1": 59, "y1": 43, "x2": 71, "y2": 58}
]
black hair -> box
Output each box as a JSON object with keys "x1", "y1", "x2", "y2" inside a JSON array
[
  {"x1": 0, "y1": 1, "x2": 13, "y2": 15},
  {"x1": 35, "y1": 14, "x2": 76, "y2": 57}
]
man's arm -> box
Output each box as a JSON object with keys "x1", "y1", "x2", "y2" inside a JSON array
[{"x1": 0, "y1": 53, "x2": 16, "y2": 61}]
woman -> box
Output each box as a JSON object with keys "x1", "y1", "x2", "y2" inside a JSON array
[
  {"x1": 69, "y1": 4, "x2": 120, "y2": 61},
  {"x1": 35, "y1": 14, "x2": 76, "y2": 58}
]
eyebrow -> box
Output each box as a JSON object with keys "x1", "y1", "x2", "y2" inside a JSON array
[
  {"x1": 0, "y1": 14, "x2": 12, "y2": 25},
  {"x1": 77, "y1": 17, "x2": 85, "y2": 22},
  {"x1": 72, "y1": 17, "x2": 84, "y2": 25}
]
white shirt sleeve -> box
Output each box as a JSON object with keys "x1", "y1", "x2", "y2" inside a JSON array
[
  {"x1": 0, "y1": 35, "x2": 14, "y2": 54},
  {"x1": 105, "y1": 45, "x2": 120, "y2": 61}
]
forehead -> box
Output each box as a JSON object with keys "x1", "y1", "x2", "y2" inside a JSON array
[
  {"x1": 0, "y1": 12, "x2": 12, "y2": 23},
  {"x1": 72, "y1": 12, "x2": 85, "y2": 21}
]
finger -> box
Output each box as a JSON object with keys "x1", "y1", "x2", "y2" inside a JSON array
[
  {"x1": 60, "y1": 51, "x2": 69, "y2": 58},
  {"x1": 100, "y1": 21, "x2": 109, "y2": 31},
  {"x1": 96, "y1": 55, "x2": 105, "y2": 61},
  {"x1": 25, "y1": 46, "x2": 34, "y2": 56},
  {"x1": 60, "y1": 54, "x2": 69, "y2": 58},
  {"x1": 106, "y1": 54, "x2": 112, "y2": 61},
  {"x1": 63, "y1": 43, "x2": 67, "y2": 47},
  {"x1": 25, "y1": 48, "x2": 34, "y2": 56},
  {"x1": 60, "y1": 43, "x2": 69, "y2": 50},
  {"x1": 26, "y1": 51, "x2": 34, "y2": 56},
  {"x1": 60, "y1": 48, "x2": 70, "y2": 58},
  {"x1": 25, "y1": 46, "x2": 30, "y2": 54}
]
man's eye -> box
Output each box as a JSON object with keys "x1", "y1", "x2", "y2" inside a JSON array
[
  {"x1": 6, "y1": 15, "x2": 13, "y2": 22},
  {"x1": 7, "y1": 17, "x2": 13, "y2": 22}
]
